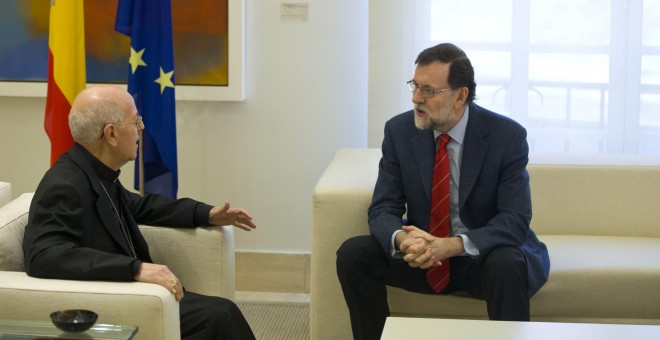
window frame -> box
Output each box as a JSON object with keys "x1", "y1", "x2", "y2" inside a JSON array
[{"x1": 407, "y1": 0, "x2": 660, "y2": 162}]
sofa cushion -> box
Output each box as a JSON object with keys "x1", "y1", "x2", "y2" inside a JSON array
[
  {"x1": 531, "y1": 235, "x2": 660, "y2": 321},
  {"x1": 528, "y1": 165, "x2": 660, "y2": 238},
  {"x1": 0, "y1": 193, "x2": 34, "y2": 271},
  {"x1": 387, "y1": 234, "x2": 660, "y2": 322}
]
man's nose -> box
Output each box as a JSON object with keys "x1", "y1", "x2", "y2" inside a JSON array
[{"x1": 412, "y1": 89, "x2": 425, "y2": 104}]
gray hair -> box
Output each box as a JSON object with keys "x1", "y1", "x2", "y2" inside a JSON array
[{"x1": 69, "y1": 98, "x2": 125, "y2": 145}]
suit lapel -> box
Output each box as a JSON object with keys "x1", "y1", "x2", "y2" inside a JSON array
[
  {"x1": 69, "y1": 145, "x2": 136, "y2": 256},
  {"x1": 116, "y1": 180, "x2": 152, "y2": 261},
  {"x1": 411, "y1": 129, "x2": 436, "y2": 203},
  {"x1": 94, "y1": 185, "x2": 135, "y2": 256},
  {"x1": 459, "y1": 104, "x2": 489, "y2": 209}
]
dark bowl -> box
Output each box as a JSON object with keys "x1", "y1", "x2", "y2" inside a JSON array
[{"x1": 50, "y1": 309, "x2": 98, "y2": 333}]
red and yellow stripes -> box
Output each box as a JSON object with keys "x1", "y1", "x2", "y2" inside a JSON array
[{"x1": 45, "y1": 0, "x2": 86, "y2": 166}]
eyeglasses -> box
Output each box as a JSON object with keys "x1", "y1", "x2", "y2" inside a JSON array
[
  {"x1": 99, "y1": 115, "x2": 144, "y2": 139},
  {"x1": 406, "y1": 80, "x2": 453, "y2": 98},
  {"x1": 115, "y1": 115, "x2": 144, "y2": 129}
]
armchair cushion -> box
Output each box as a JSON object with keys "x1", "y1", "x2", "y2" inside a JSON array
[
  {"x1": 140, "y1": 225, "x2": 235, "y2": 299},
  {"x1": 0, "y1": 193, "x2": 33, "y2": 271}
]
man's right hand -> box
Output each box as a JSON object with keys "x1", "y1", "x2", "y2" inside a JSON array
[
  {"x1": 134, "y1": 262, "x2": 183, "y2": 301},
  {"x1": 398, "y1": 225, "x2": 441, "y2": 269}
]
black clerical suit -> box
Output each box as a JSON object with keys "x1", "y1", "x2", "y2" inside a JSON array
[{"x1": 23, "y1": 143, "x2": 254, "y2": 340}]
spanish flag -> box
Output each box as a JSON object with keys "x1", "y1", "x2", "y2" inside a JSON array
[{"x1": 45, "y1": 0, "x2": 86, "y2": 166}]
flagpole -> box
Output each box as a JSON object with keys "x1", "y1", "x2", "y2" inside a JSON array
[{"x1": 139, "y1": 130, "x2": 144, "y2": 196}]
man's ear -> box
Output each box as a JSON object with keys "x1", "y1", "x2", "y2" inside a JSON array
[
  {"x1": 453, "y1": 87, "x2": 469, "y2": 109},
  {"x1": 102, "y1": 124, "x2": 119, "y2": 147}
]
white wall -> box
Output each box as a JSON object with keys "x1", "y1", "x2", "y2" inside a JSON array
[
  {"x1": 368, "y1": 1, "x2": 415, "y2": 148},
  {"x1": 0, "y1": 0, "x2": 368, "y2": 253},
  {"x1": 0, "y1": 96, "x2": 50, "y2": 194}
]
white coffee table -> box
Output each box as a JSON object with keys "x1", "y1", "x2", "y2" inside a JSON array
[{"x1": 381, "y1": 317, "x2": 660, "y2": 340}]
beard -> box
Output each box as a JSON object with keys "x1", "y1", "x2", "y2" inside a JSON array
[
  {"x1": 414, "y1": 104, "x2": 456, "y2": 131},
  {"x1": 414, "y1": 112, "x2": 433, "y2": 130}
]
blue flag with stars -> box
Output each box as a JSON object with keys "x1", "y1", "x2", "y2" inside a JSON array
[{"x1": 115, "y1": 0, "x2": 178, "y2": 199}]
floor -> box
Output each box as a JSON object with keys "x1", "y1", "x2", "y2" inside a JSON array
[
  {"x1": 235, "y1": 291, "x2": 310, "y2": 340},
  {"x1": 235, "y1": 253, "x2": 311, "y2": 338}
]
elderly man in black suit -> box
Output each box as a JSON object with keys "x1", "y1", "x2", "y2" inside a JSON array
[{"x1": 24, "y1": 85, "x2": 257, "y2": 340}]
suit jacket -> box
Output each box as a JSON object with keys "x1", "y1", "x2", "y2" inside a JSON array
[
  {"x1": 368, "y1": 103, "x2": 550, "y2": 296},
  {"x1": 23, "y1": 143, "x2": 212, "y2": 281}
]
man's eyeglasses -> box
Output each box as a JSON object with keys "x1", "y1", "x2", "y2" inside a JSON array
[
  {"x1": 115, "y1": 115, "x2": 144, "y2": 129},
  {"x1": 99, "y1": 115, "x2": 144, "y2": 139},
  {"x1": 406, "y1": 80, "x2": 453, "y2": 98}
]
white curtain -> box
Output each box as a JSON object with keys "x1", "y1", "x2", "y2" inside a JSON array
[{"x1": 399, "y1": 0, "x2": 660, "y2": 164}]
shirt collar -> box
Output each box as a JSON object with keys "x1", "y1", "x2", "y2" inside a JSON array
[{"x1": 76, "y1": 143, "x2": 121, "y2": 183}]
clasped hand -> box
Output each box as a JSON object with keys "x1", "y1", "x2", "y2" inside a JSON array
[
  {"x1": 398, "y1": 225, "x2": 461, "y2": 269},
  {"x1": 209, "y1": 202, "x2": 257, "y2": 231}
]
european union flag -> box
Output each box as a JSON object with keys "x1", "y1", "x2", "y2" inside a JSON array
[{"x1": 115, "y1": 0, "x2": 177, "y2": 199}]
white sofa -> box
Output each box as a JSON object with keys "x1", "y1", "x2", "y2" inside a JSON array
[
  {"x1": 311, "y1": 148, "x2": 660, "y2": 340},
  {"x1": 0, "y1": 184, "x2": 236, "y2": 339}
]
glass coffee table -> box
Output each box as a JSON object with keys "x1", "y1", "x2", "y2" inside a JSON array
[{"x1": 0, "y1": 319, "x2": 137, "y2": 339}]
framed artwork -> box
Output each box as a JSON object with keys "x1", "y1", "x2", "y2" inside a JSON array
[{"x1": 0, "y1": 0, "x2": 244, "y2": 101}]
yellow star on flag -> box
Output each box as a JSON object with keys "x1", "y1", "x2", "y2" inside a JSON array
[
  {"x1": 155, "y1": 67, "x2": 175, "y2": 94},
  {"x1": 128, "y1": 47, "x2": 147, "y2": 74}
]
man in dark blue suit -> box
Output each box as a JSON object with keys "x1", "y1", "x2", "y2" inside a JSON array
[{"x1": 336, "y1": 43, "x2": 550, "y2": 340}]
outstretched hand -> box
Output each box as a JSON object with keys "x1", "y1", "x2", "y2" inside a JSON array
[{"x1": 209, "y1": 202, "x2": 257, "y2": 231}]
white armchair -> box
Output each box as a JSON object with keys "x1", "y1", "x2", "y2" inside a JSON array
[{"x1": 0, "y1": 184, "x2": 236, "y2": 340}]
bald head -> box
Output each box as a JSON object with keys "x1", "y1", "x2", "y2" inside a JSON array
[
  {"x1": 70, "y1": 85, "x2": 132, "y2": 113},
  {"x1": 69, "y1": 85, "x2": 136, "y2": 146}
]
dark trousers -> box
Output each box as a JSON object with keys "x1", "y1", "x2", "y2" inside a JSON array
[
  {"x1": 180, "y1": 291, "x2": 255, "y2": 340},
  {"x1": 336, "y1": 235, "x2": 530, "y2": 340}
]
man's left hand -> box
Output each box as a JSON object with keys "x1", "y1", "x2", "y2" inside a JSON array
[
  {"x1": 400, "y1": 225, "x2": 464, "y2": 269},
  {"x1": 209, "y1": 202, "x2": 257, "y2": 231}
]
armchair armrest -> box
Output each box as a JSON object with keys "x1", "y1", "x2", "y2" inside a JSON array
[
  {"x1": 311, "y1": 148, "x2": 382, "y2": 340},
  {"x1": 139, "y1": 225, "x2": 236, "y2": 299},
  {"x1": 0, "y1": 271, "x2": 179, "y2": 339}
]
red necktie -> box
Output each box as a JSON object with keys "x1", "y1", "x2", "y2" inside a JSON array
[{"x1": 426, "y1": 134, "x2": 451, "y2": 293}]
